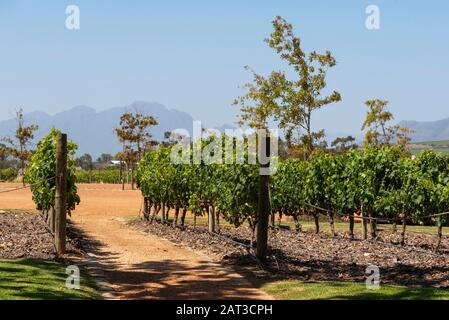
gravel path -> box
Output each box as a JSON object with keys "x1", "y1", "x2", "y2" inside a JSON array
[{"x1": 0, "y1": 183, "x2": 272, "y2": 300}]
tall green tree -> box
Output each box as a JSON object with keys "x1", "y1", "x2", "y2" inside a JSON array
[{"x1": 265, "y1": 16, "x2": 342, "y2": 159}]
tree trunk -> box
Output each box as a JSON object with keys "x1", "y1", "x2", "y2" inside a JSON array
[
  {"x1": 270, "y1": 210, "x2": 275, "y2": 229},
  {"x1": 249, "y1": 220, "x2": 256, "y2": 249},
  {"x1": 435, "y1": 218, "x2": 443, "y2": 253},
  {"x1": 293, "y1": 215, "x2": 302, "y2": 233},
  {"x1": 160, "y1": 202, "x2": 165, "y2": 223},
  {"x1": 180, "y1": 208, "x2": 187, "y2": 227},
  {"x1": 208, "y1": 206, "x2": 215, "y2": 233},
  {"x1": 125, "y1": 162, "x2": 129, "y2": 184},
  {"x1": 349, "y1": 212, "x2": 355, "y2": 239},
  {"x1": 277, "y1": 212, "x2": 283, "y2": 227},
  {"x1": 369, "y1": 213, "x2": 377, "y2": 239},
  {"x1": 143, "y1": 197, "x2": 149, "y2": 221},
  {"x1": 329, "y1": 212, "x2": 335, "y2": 238},
  {"x1": 361, "y1": 205, "x2": 368, "y2": 240},
  {"x1": 216, "y1": 209, "x2": 220, "y2": 231},
  {"x1": 151, "y1": 204, "x2": 160, "y2": 223},
  {"x1": 42, "y1": 209, "x2": 48, "y2": 225},
  {"x1": 20, "y1": 151, "x2": 25, "y2": 187},
  {"x1": 120, "y1": 161, "x2": 124, "y2": 190},
  {"x1": 173, "y1": 207, "x2": 180, "y2": 227},
  {"x1": 401, "y1": 215, "x2": 407, "y2": 246},
  {"x1": 313, "y1": 213, "x2": 320, "y2": 234},
  {"x1": 165, "y1": 206, "x2": 170, "y2": 221},
  {"x1": 131, "y1": 164, "x2": 135, "y2": 190},
  {"x1": 48, "y1": 207, "x2": 55, "y2": 233}
]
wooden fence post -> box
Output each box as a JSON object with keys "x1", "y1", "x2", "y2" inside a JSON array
[
  {"x1": 208, "y1": 206, "x2": 215, "y2": 233},
  {"x1": 256, "y1": 133, "x2": 271, "y2": 261},
  {"x1": 55, "y1": 133, "x2": 68, "y2": 255}
]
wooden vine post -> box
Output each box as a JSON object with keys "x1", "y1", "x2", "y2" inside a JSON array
[
  {"x1": 55, "y1": 133, "x2": 68, "y2": 255},
  {"x1": 256, "y1": 133, "x2": 271, "y2": 262},
  {"x1": 208, "y1": 206, "x2": 215, "y2": 233}
]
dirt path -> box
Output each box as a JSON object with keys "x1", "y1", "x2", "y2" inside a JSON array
[{"x1": 0, "y1": 183, "x2": 272, "y2": 300}]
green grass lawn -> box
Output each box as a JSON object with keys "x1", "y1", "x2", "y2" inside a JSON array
[
  {"x1": 0, "y1": 259, "x2": 101, "y2": 300},
  {"x1": 260, "y1": 280, "x2": 449, "y2": 300}
]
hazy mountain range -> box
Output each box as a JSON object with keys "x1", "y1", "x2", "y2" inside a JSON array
[
  {"x1": 0, "y1": 101, "x2": 198, "y2": 158},
  {"x1": 1, "y1": 101, "x2": 448, "y2": 157},
  {"x1": 399, "y1": 118, "x2": 449, "y2": 142}
]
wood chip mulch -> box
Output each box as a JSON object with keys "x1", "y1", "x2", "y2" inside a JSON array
[
  {"x1": 0, "y1": 211, "x2": 82, "y2": 260},
  {"x1": 129, "y1": 220, "x2": 449, "y2": 288}
]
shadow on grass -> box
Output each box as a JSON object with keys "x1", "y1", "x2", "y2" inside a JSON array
[{"x1": 0, "y1": 259, "x2": 100, "y2": 300}]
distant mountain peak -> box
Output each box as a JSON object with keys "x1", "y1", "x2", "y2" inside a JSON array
[
  {"x1": 399, "y1": 117, "x2": 449, "y2": 142},
  {"x1": 68, "y1": 105, "x2": 96, "y2": 113}
]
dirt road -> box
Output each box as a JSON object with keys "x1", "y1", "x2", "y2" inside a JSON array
[{"x1": 0, "y1": 183, "x2": 272, "y2": 300}]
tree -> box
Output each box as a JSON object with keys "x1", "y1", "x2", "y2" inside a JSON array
[
  {"x1": 96, "y1": 153, "x2": 113, "y2": 164},
  {"x1": 76, "y1": 153, "x2": 94, "y2": 183},
  {"x1": 115, "y1": 111, "x2": 158, "y2": 189},
  {"x1": 0, "y1": 143, "x2": 8, "y2": 168},
  {"x1": 362, "y1": 99, "x2": 395, "y2": 147},
  {"x1": 362, "y1": 99, "x2": 414, "y2": 151},
  {"x1": 265, "y1": 16, "x2": 342, "y2": 160},
  {"x1": 0, "y1": 143, "x2": 6, "y2": 161},
  {"x1": 331, "y1": 136, "x2": 358, "y2": 154},
  {"x1": 76, "y1": 154, "x2": 94, "y2": 171},
  {"x1": 394, "y1": 126, "x2": 415, "y2": 153},
  {"x1": 234, "y1": 67, "x2": 284, "y2": 261},
  {"x1": 161, "y1": 131, "x2": 188, "y2": 148},
  {"x1": 2, "y1": 109, "x2": 39, "y2": 185}
]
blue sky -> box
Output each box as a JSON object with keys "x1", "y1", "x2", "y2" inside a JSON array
[{"x1": 1, "y1": 0, "x2": 448, "y2": 137}]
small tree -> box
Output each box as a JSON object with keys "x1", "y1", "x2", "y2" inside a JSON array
[
  {"x1": 76, "y1": 153, "x2": 94, "y2": 183},
  {"x1": 115, "y1": 112, "x2": 158, "y2": 190},
  {"x1": 362, "y1": 99, "x2": 395, "y2": 147},
  {"x1": 76, "y1": 153, "x2": 94, "y2": 171},
  {"x1": 265, "y1": 16, "x2": 342, "y2": 159},
  {"x1": 394, "y1": 126, "x2": 415, "y2": 153},
  {"x1": 362, "y1": 99, "x2": 414, "y2": 151},
  {"x1": 0, "y1": 143, "x2": 8, "y2": 167},
  {"x1": 331, "y1": 136, "x2": 358, "y2": 154},
  {"x1": 96, "y1": 153, "x2": 114, "y2": 164},
  {"x1": 2, "y1": 109, "x2": 39, "y2": 184}
]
